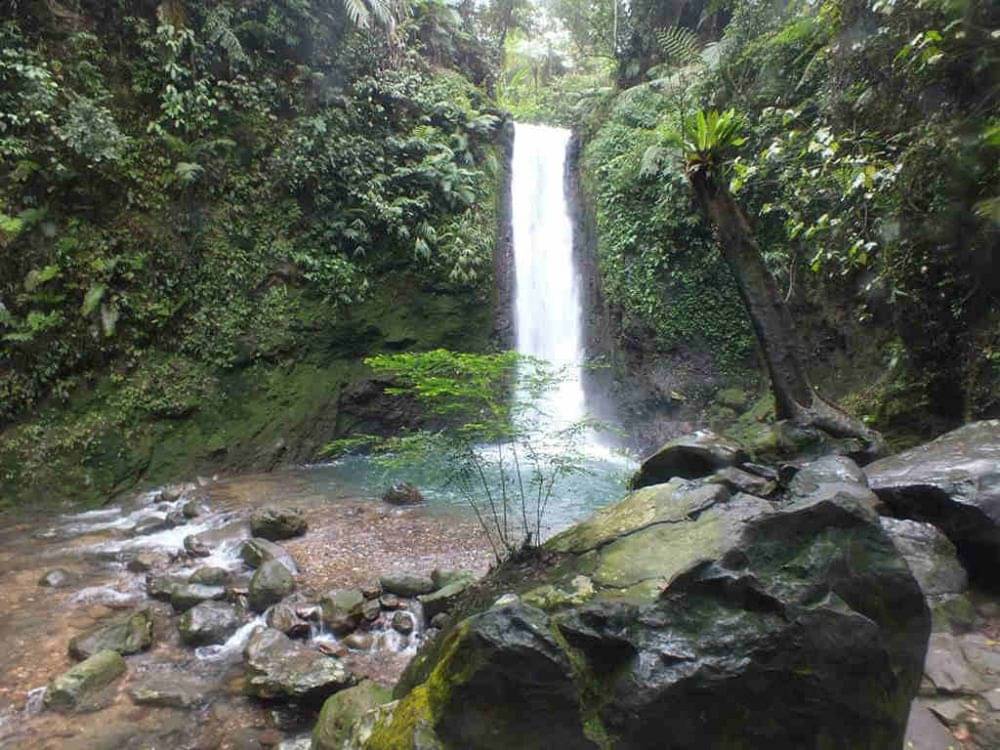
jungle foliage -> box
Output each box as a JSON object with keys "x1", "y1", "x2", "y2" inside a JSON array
[{"x1": 0, "y1": 0, "x2": 507, "y2": 501}]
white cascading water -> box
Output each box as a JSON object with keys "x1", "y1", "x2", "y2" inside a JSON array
[{"x1": 511, "y1": 123, "x2": 587, "y2": 432}]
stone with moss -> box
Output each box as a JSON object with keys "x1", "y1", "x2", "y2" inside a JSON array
[
  {"x1": 44, "y1": 649, "x2": 126, "y2": 711},
  {"x1": 312, "y1": 680, "x2": 392, "y2": 750},
  {"x1": 68, "y1": 609, "x2": 154, "y2": 661}
]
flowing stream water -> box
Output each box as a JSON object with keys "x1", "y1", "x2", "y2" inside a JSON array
[{"x1": 0, "y1": 121, "x2": 632, "y2": 749}]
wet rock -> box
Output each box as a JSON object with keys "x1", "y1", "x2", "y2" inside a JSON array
[
  {"x1": 182, "y1": 500, "x2": 205, "y2": 519},
  {"x1": 244, "y1": 627, "x2": 355, "y2": 703},
  {"x1": 707, "y1": 466, "x2": 776, "y2": 497},
  {"x1": 361, "y1": 598, "x2": 381, "y2": 622},
  {"x1": 69, "y1": 609, "x2": 154, "y2": 660},
  {"x1": 267, "y1": 601, "x2": 310, "y2": 639},
  {"x1": 418, "y1": 575, "x2": 475, "y2": 620},
  {"x1": 317, "y1": 641, "x2": 347, "y2": 658},
  {"x1": 312, "y1": 680, "x2": 391, "y2": 750},
  {"x1": 320, "y1": 589, "x2": 365, "y2": 635},
  {"x1": 361, "y1": 582, "x2": 381, "y2": 599},
  {"x1": 296, "y1": 605, "x2": 321, "y2": 622},
  {"x1": 866, "y1": 419, "x2": 1000, "y2": 586},
  {"x1": 128, "y1": 672, "x2": 210, "y2": 709},
  {"x1": 249, "y1": 559, "x2": 296, "y2": 612},
  {"x1": 379, "y1": 572, "x2": 435, "y2": 598},
  {"x1": 879, "y1": 517, "x2": 968, "y2": 598},
  {"x1": 379, "y1": 593, "x2": 401, "y2": 610},
  {"x1": 134, "y1": 515, "x2": 171, "y2": 535},
  {"x1": 165, "y1": 508, "x2": 187, "y2": 527},
  {"x1": 790, "y1": 454, "x2": 868, "y2": 490},
  {"x1": 241, "y1": 537, "x2": 298, "y2": 573},
  {"x1": 158, "y1": 486, "x2": 184, "y2": 503},
  {"x1": 125, "y1": 552, "x2": 166, "y2": 573},
  {"x1": 391, "y1": 610, "x2": 415, "y2": 635},
  {"x1": 630, "y1": 429, "x2": 748, "y2": 489},
  {"x1": 146, "y1": 573, "x2": 186, "y2": 601},
  {"x1": 430, "y1": 613, "x2": 451, "y2": 630},
  {"x1": 179, "y1": 600, "x2": 242, "y2": 646},
  {"x1": 382, "y1": 482, "x2": 424, "y2": 506},
  {"x1": 183, "y1": 534, "x2": 212, "y2": 557},
  {"x1": 343, "y1": 632, "x2": 373, "y2": 650},
  {"x1": 170, "y1": 583, "x2": 227, "y2": 612},
  {"x1": 250, "y1": 506, "x2": 308, "y2": 541},
  {"x1": 38, "y1": 568, "x2": 75, "y2": 588},
  {"x1": 381, "y1": 475, "x2": 929, "y2": 748},
  {"x1": 44, "y1": 649, "x2": 126, "y2": 711},
  {"x1": 189, "y1": 566, "x2": 230, "y2": 586}
]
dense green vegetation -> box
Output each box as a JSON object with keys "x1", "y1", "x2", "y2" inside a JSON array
[
  {"x1": 0, "y1": 0, "x2": 507, "y2": 505},
  {"x1": 530, "y1": 0, "x2": 999, "y2": 444}
]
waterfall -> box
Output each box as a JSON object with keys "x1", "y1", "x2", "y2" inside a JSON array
[{"x1": 511, "y1": 122, "x2": 587, "y2": 431}]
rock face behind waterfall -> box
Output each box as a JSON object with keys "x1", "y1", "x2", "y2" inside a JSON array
[{"x1": 365, "y1": 465, "x2": 930, "y2": 749}]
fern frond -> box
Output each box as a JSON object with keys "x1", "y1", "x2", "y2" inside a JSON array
[{"x1": 657, "y1": 26, "x2": 702, "y2": 68}]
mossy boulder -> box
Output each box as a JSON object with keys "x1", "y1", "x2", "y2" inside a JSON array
[
  {"x1": 244, "y1": 627, "x2": 355, "y2": 703},
  {"x1": 68, "y1": 609, "x2": 154, "y2": 660},
  {"x1": 320, "y1": 589, "x2": 366, "y2": 635},
  {"x1": 179, "y1": 600, "x2": 242, "y2": 646},
  {"x1": 250, "y1": 506, "x2": 308, "y2": 541},
  {"x1": 312, "y1": 680, "x2": 392, "y2": 750},
  {"x1": 369, "y1": 464, "x2": 930, "y2": 749},
  {"x1": 249, "y1": 559, "x2": 295, "y2": 612},
  {"x1": 44, "y1": 649, "x2": 126, "y2": 711},
  {"x1": 240, "y1": 537, "x2": 298, "y2": 573}
]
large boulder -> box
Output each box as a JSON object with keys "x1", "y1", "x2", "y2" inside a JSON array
[
  {"x1": 629, "y1": 430, "x2": 748, "y2": 490},
  {"x1": 866, "y1": 420, "x2": 1000, "y2": 587},
  {"x1": 240, "y1": 537, "x2": 298, "y2": 573},
  {"x1": 128, "y1": 672, "x2": 211, "y2": 709},
  {"x1": 418, "y1": 574, "x2": 476, "y2": 621},
  {"x1": 372, "y1": 472, "x2": 930, "y2": 749},
  {"x1": 249, "y1": 559, "x2": 296, "y2": 612},
  {"x1": 44, "y1": 649, "x2": 126, "y2": 711},
  {"x1": 313, "y1": 680, "x2": 392, "y2": 750},
  {"x1": 170, "y1": 583, "x2": 227, "y2": 612},
  {"x1": 244, "y1": 627, "x2": 355, "y2": 703},
  {"x1": 68, "y1": 609, "x2": 154, "y2": 660},
  {"x1": 179, "y1": 600, "x2": 242, "y2": 646},
  {"x1": 250, "y1": 506, "x2": 308, "y2": 541},
  {"x1": 379, "y1": 572, "x2": 435, "y2": 598}
]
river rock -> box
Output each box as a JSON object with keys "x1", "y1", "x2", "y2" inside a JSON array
[
  {"x1": 266, "y1": 601, "x2": 310, "y2": 638},
  {"x1": 179, "y1": 600, "x2": 242, "y2": 646},
  {"x1": 250, "y1": 506, "x2": 308, "y2": 541},
  {"x1": 158, "y1": 486, "x2": 184, "y2": 503},
  {"x1": 390, "y1": 610, "x2": 415, "y2": 635},
  {"x1": 182, "y1": 500, "x2": 205, "y2": 519},
  {"x1": 44, "y1": 649, "x2": 126, "y2": 711},
  {"x1": 240, "y1": 537, "x2": 298, "y2": 573},
  {"x1": 379, "y1": 572, "x2": 435, "y2": 598},
  {"x1": 183, "y1": 534, "x2": 212, "y2": 557},
  {"x1": 379, "y1": 593, "x2": 401, "y2": 610},
  {"x1": 379, "y1": 472, "x2": 930, "y2": 748},
  {"x1": 189, "y1": 566, "x2": 230, "y2": 586},
  {"x1": 125, "y1": 552, "x2": 166, "y2": 573},
  {"x1": 68, "y1": 609, "x2": 154, "y2": 660},
  {"x1": 312, "y1": 680, "x2": 391, "y2": 750},
  {"x1": 629, "y1": 429, "x2": 748, "y2": 489},
  {"x1": 38, "y1": 568, "x2": 75, "y2": 587},
  {"x1": 170, "y1": 583, "x2": 227, "y2": 612},
  {"x1": 128, "y1": 672, "x2": 210, "y2": 709},
  {"x1": 243, "y1": 627, "x2": 354, "y2": 703},
  {"x1": 146, "y1": 573, "x2": 186, "y2": 601},
  {"x1": 418, "y1": 574, "x2": 475, "y2": 620},
  {"x1": 343, "y1": 632, "x2": 373, "y2": 651},
  {"x1": 382, "y1": 482, "x2": 424, "y2": 506},
  {"x1": 361, "y1": 598, "x2": 380, "y2": 622},
  {"x1": 133, "y1": 515, "x2": 171, "y2": 536},
  {"x1": 879, "y1": 517, "x2": 968, "y2": 598},
  {"x1": 249, "y1": 559, "x2": 295, "y2": 612},
  {"x1": 431, "y1": 569, "x2": 474, "y2": 590},
  {"x1": 707, "y1": 465, "x2": 776, "y2": 496},
  {"x1": 866, "y1": 420, "x2": 1000, "y2": 586},
  {"x1": 320, "y1": 589, "x2": 365, "y2": 635}
]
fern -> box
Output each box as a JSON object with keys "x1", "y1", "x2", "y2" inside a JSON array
[
  {"x1": 204, "y1": 7, "x2": 248, "y2": 67},
  {"x1": 656, "y1": 26, "x2": 702, "y2": 68}
]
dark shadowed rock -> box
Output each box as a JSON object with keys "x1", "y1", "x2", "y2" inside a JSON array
[
  {"x1": 179, "y1": 600, "x2": 242, "y2": 646},
  {"x1": 133, "y1": 515, "x2": 171, "y2": 536},
  {"x1": 266, "y1": 601, "x2": 310, "y2": 638},
  {"x1": 44, "y1": 650, "x2": 126, "y2": 711},
  {"x1": 630, "y1": 430, "x2": 748, "y2": 489},
  {"x1": 249, "y1": 559, "x2": 295, "y2": 612},
  {"x1": 243, "y1": 627, "x2": 354, "y2": 703},
  {"x1": 170, "y1": 583, "x2": 227, "y2": 612},
  {"x1": 183, "y1": 534, "x2": 212, "y2": 558},
  {"x1": 707, "y1": 466, "x2": 776, "y2": 497},
  {"x1": 382, "y1": 482, "x2": 424, "y2": 506},
  {"x1": 418, "y1": 574, "x2": 475, "y2": 621},
  {"x1": 250, "y1": 506, "x2": 308, "y2": 541},
  {"x1": 69, "y1": 609, "x2": 154, "y2": 660},
  {"x1": 879, "y1": 517, "x2": 967, "y2": 598},
  {"x1": 374, "y1": 473, "x2": 929, "y2": 749},
  {"x1": 866, "y1": 420, "x2": 1000, "y2": 587}
]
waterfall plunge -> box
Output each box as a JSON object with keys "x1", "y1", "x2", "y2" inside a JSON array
[{"x1": 511, "y1": 123, "x2": 587, "y2": 432}]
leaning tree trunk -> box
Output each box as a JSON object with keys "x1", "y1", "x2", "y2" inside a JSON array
[{"x1": 689, "y1": 166, "x2": 884, "y2": 458}]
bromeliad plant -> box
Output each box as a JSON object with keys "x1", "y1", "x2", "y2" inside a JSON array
[
  {"x1": 679, "y1": 108, "x2": 747, "y2": 175},
  {"x1": 344, "y1": 349, "x2": 594, "y2": 562}
]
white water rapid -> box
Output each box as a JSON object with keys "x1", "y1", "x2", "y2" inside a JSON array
[{"x1": 511, "y1": 122, "x2": 587, "y2": 431}]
